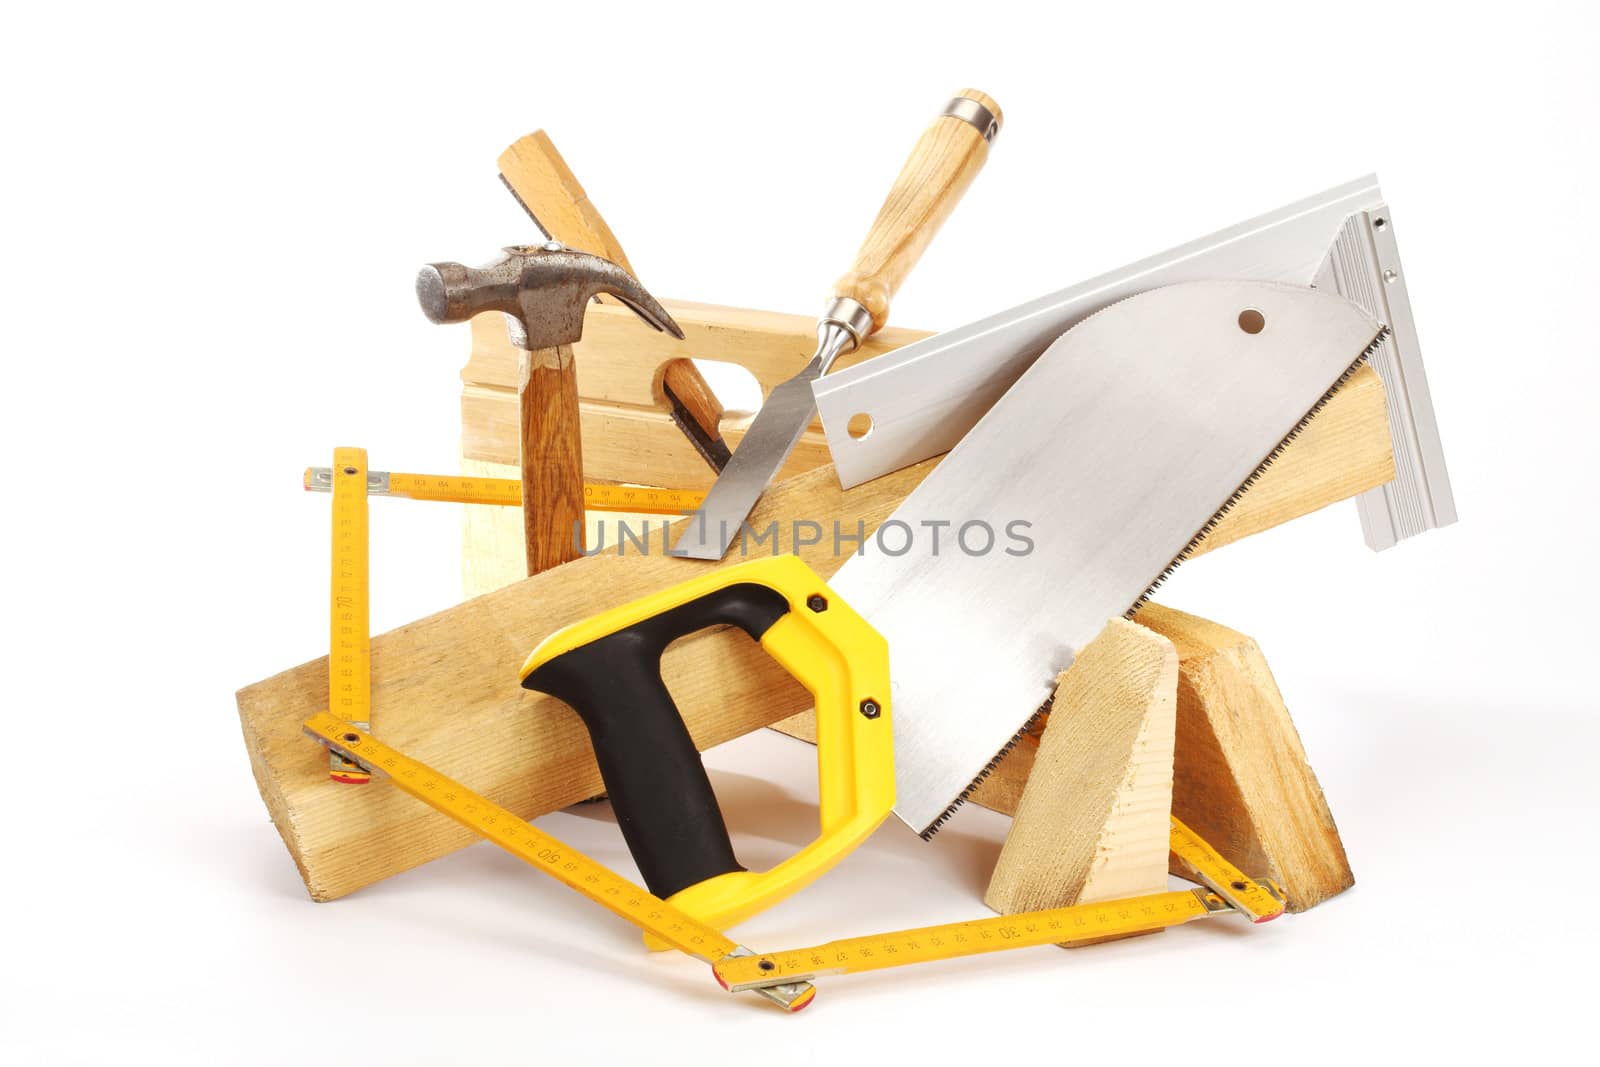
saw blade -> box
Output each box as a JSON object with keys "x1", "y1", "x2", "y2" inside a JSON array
[{"x1": 828, "y1": 281, "x2": 1385, "y2": 836}]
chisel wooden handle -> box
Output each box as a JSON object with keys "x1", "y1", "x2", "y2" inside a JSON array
[
  {"x1": 832, "y1": 89, "x2": 1002, "y2": 335},
  {"x1": 520, "y1": 344, "x2": 585, "y2": 575}
]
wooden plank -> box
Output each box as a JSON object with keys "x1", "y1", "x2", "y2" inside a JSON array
[
  {"x1": 1138, "y1": 604, "x2": 1354, "y2": 912},
  {"x1": 984, "y1": 619, "x2": 1177, "y2": 944},
  {"x1": 248, "y1": 361, "x2": 1388, "y2": 902}
]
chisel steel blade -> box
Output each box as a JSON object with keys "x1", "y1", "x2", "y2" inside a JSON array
[
  {"x1": 828, "y1": 281, "x2": 1385, "y2": 837},
  {"x1": 670, "y1": 344, "x2": 840, "y2": 559}
]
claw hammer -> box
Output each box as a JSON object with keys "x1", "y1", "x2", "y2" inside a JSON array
[{"x1": 417, "y1": 245, "x2": 684, "y2": 574}]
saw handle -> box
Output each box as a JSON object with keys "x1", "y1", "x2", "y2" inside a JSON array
[
  {"x1": 831, "y1": 88, "x2": 1002, "y2": 336},
  {"x1": 521, "y1": 583, "x2": 791, "y2": 898}
]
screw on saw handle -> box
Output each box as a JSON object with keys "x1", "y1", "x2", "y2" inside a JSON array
[
  {"x1": 829, "y1": 88, "x2": 1003, "y2": 339},
  {"x1": 520, "y1": 583, "x2": 793, "y2": 899}
]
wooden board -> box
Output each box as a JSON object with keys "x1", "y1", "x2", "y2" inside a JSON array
[
  {"x1": 984, "y1": 619, "x2": 1177, "y2": 942},
  {"x1": 462, "y1": 299, "x2": 931, "y2": 426},
  {"x1": 1140, "y1": 604, "x2": 1354, "y2": 911}
]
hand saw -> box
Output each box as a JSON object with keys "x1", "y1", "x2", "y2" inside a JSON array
[
  {"x1": 305, "y1": 712, "x2": 1281, "y2": 1011},
  {"x1": 714, "y1": 814, "x2": 1286, "y2": 994},
  {"x1": 670, "y1": 89, "x2": 1001, "y2": 560},
  {"x1": 304, "y1": 466, "x2": 703, "y2": 515},
  {"x1": 813, "y1": 174, "x2": 1454, "y2": 551},
  {"x1": 830, "y1": 281, "x2": 1387, "y2": 836},
  {"x1": 324, "y1": 448, "x2": 372, "y2": 784}
]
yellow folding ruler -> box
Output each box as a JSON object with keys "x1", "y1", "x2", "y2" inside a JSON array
[
  {"x1": 713, "y1": 816, "x2": 1285, "y2": 993},
  {"x1": 301, "y1": 712, "x2": 816, "y2": 1012},
  {"x1": 303, "y1": 715, "x2": 1282, "y2": 1010},
  {"x1": 304, "y1": 466, "x2": 704, "y2": 516},
  {"x1": 325, "y1": 448, "x2": 372, "y2": 785}
]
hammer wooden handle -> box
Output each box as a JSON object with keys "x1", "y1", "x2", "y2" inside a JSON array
[
  {"x1": 520, "y1": 345, "x2": 586, "y2": 574},
  {"x1": 832, "y1": 89, "x2": 1002, "y2": 335}
]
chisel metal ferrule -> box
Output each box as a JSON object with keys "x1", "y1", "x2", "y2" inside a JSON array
[
  {"x1": 818, "y1": 296, "x2": 874, "y2": 352},
  {"x1": 942, "y1": 95, "x2": 1001, "y2": 143}
]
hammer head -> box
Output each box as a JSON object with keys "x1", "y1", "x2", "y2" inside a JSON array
[{"x1": 416, "y1": 242, "x2": 684, "y2": 351}]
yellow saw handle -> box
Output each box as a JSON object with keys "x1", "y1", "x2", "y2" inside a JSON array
[{"x1": 519, "y1": 555, "x2": 893, "y2": 934}]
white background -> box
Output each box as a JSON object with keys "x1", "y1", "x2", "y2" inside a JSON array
[{"x1": 4, "y1": 2, "x2": 1597, "y2": 1063}]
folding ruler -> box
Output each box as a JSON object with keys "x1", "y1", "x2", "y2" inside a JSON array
[
  {"x1": 305, "y1": 466, "x2": 703, "y2": 516},
  {"x1": 324, "y1": 448, "x2": 372, "y2": 784},
  {"x1": 303, "y1": 715, "x2": 1283, "y2": 1010}
]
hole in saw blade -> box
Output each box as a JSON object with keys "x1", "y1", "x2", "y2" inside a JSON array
[
  {"x1": 1237, "y1": 308, "x2": 1266, "y2": 335},
  {"x1": 846, "y1": 413, "x2": 874, "y2": 440}
]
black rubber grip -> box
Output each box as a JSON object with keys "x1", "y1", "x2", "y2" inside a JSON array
[{"x1": 522, "y1": 582, "x2": 792, "y2": 898}]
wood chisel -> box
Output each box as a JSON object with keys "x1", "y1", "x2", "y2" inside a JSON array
[
  {"x1": 324, "y1": 448, "x2": 372, "y2": 784},
  {"x1": 303, "y1": 466, "x2": 703, "y2": 515},
  {"x1": 670, "y1": 89, "x2": 1002, "y2": 560},
  {"x1": 829, "y1": 281, "x2": 1388, "y2": 836}
]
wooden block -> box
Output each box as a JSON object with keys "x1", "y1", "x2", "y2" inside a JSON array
[
  {"x1": 1137, "y1": 604, "x2": 1354, "y2": 912},
  {"x1": 963, "y1": 604, "x2": 1353, "y2": 912},
  {"x1": 461, "y1": 299, "x2": 931, "y2": 426},
  {"x1": 984, "y1": 619, "x2": 1178, "y2": 944}
]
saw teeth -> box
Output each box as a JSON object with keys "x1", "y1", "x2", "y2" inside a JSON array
[
  {"x1": 920, "y1": 326, "x2": 1387, "y2": 841},
  {"x1": 1131, "y1": 325, "x2": 1387, "y2": 611},
  {"x1": 919, "y1": 695, "x2": 1054, "y2": 839}
]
